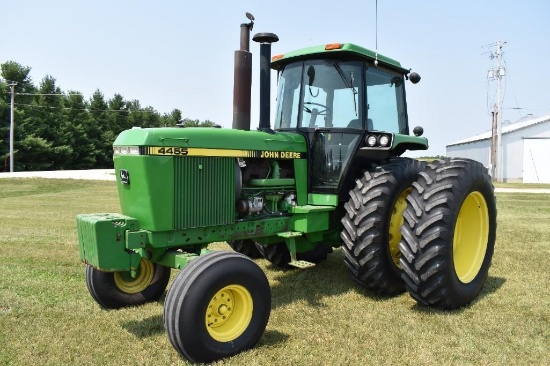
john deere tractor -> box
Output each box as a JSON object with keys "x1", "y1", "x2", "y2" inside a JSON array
[{"x1": 77, "y1": 15, "x2": 496, "y2": 363}]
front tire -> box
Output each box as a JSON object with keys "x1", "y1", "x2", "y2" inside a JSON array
[
  {"x1": 341, "y1": 158, "x2": 425, "y2": 295},
  {"x1": 85, "y1": 258, "x2": 171, "y2": 309},
  {"x1": 399, "y1": 158, "x2": 497, "y2": 309},
  {"x1": 164, "y1": 251, "x2": 271, "y2": 363}
]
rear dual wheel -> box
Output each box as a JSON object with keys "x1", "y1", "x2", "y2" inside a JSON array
[
  {"x1": 164, "y1": 251, "x2": 271, "y2": 363},
  {"x1": 227, "y1": 239, "x2": 263, "y2": 259},
  {"x1": 341, "y1": 158, "x2": 425, "y2": 295},
  {"x1": 399, "y1": 158, "x2": 497, "y2": 309}
]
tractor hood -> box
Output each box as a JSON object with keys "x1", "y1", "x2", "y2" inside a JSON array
[{"x1": 113, "y1": 127, "x2": 307, "y2": 157}]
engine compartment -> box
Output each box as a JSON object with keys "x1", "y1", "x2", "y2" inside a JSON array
[{"x1": 236, "y1": 158, "x2": 297, "y2": 218}]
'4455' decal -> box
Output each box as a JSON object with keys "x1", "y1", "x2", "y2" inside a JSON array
[{"x1": 150, "y1": 147, "x2": 188, "y2": 156}]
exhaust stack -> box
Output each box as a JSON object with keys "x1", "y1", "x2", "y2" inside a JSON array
[
  {"x1": 232, "y1": 13, "x2": 254, "y2": 130},
  {"x1": 253, "y1": 32, "x2": 279, "y2": 133}
]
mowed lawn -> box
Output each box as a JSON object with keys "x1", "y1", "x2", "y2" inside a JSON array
[{"x1": 0, "y1": 178, "x2": 548, "y2": 365}]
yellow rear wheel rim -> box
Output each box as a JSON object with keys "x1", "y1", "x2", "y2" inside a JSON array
[
  {"x1": 114, "y1": 259, "x2": 154, "y2": 294},
  {"x1": 206, "y1": 285, "x2": 253, "y2": 342},
  {"x1": 388, "y1": 188, "x2": 411, "y2": 269},
  {"x1": 453, "y1": 191, "x2": 489, "y2": 283}
]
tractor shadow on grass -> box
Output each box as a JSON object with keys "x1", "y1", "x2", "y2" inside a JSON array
[
  {"x1": 123, "y1": 314, "x2": 164, "y2": 338},
  {"x1": 122, "y1": 314, "x2": 290, "y2": 349},
  {"x1": 120, "y1": 248, "x2": 390, "y2": 340},
  {"x1": 266, "y1": 248, "x2": 399, "y2": 310}
]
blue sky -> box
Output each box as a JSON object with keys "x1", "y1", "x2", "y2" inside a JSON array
[{"x1": 2, "y1": 0, "x2": 549, "y2": 156}]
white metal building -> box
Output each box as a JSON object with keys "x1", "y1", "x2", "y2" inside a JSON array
[{"x1": 446, "y1": 115, "x2": 550, "y2": 183}]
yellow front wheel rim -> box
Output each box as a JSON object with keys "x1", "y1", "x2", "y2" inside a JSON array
[
  {"x1": 388, "y1": 188, "x2": 412, "y2": 269},
  {"x1": 114, "y1": 259, "x2": 155, "y2": 294},
  {"x1": 453, "y1": 191, "x2": 489, "y2": 283},
  {"x1": 206, "y1": 285, "x2": 253, "y2": 342}
]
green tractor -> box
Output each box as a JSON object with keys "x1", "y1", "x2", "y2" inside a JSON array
[{"x1": 77, "y1": 15, "x2": 496, "y2": 363}]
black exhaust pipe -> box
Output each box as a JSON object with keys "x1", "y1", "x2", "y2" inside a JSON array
[
  {"x1": 253, "y1": 32, "x2": 278, "y2": 133},
  {"x1": 232, "y1": 13, "x2": 254, "y2": 131}
]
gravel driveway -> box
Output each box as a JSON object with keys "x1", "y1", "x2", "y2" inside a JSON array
[{"x1": 0, "y1": 169, "x2": 116, "y2": 181}]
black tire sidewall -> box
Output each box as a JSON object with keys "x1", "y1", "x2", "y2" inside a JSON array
[
  {"x1": 86, "y1": 262, "x2": 170, "y2": 309},
  {"x1": 166, "y1": 252, "x2": 270, "y2": 363},
  {"x1": 441, "y1": 163, "x2": 497, "y2": 307},
  {"x1": 400, "y1": 158, "x2": 497, "y2": 309},
  {"x1": 342, "y1": 157, "x2": 425, "y2": 295}
]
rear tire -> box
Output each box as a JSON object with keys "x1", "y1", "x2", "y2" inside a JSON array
[
  {"x1": 164, "y1": 251, "x2": 271, "y2": 363},
  {"x1": 341, "y1": 158, "x2": 425, "y2": 295},
  {"x1": 227, "y1": 239, "x2": 263, "y2": 259},
  {"x1": 85, "y1": 258, "x2": 171, "y2": 309},
  {"x1": 399, "y1": 158, "x2": 497, "y2": 309}
]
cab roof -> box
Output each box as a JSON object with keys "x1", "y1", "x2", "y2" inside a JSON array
[{"x1": 271, "y1": 43, "x2": 408, "y2": 74}]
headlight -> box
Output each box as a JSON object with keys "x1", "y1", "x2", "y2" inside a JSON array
[
  {"x1": 113, "y1": 146, "x2": 140, "y2": 155},
  {"x1": 379, "y1": 135, "x2": 390, "y2": 147},
  {"x1": 366, "y1": 135, "x2": 377, "y2": 147}
]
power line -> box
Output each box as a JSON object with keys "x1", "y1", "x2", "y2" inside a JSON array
[
  {"x1": 505, "y1": 107, "x2": 550, "y2": 111},
  {"x1": 1, "y1": 91, "x2": 82, "y2": 96},
  {"x1": 13, "y1": 102, "x2": 157, "y2": 113}
]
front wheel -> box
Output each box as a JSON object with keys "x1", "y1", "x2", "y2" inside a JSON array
[
  {"x1": 85, "y1": 258, "x2": 171, "y2": 309},
  {"x1": 164, "y1": 251, "x2": 271, "y2": 363},
  {"x1": 399, "y1": 158, "x2": 497, "y2": 309}
]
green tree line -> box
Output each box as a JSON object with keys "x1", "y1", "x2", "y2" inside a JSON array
[{"x1": 0, "y1": 61, "x2": 218, "y2": 171}]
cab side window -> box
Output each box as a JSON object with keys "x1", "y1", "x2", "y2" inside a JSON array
[{"x1": 366, "y1": 68, "x2": 407, "y2": 134}]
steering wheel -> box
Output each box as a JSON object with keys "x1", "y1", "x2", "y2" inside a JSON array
[{"x1": 303, "y1": 102, "x2": 331, "y2": 116}]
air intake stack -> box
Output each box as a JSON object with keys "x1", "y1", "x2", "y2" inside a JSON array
[{"x1": 253, "y1": 32, "x2": 279, "y2": 132}]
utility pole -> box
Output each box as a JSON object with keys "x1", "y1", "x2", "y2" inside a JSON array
[
  {"x1": 8, "y1": 82, "x2": 17, "y2": 172},
  {"x1": 496, "y1": 41, "x2": 504, "y2": 183},
  {"x1": 490, "y1": 104, "x2": 497, "y2": 180},
  {"x1": 486, "y1": 41, "x2": 505, "y2": 182}
]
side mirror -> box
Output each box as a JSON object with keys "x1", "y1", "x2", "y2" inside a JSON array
[
  {"x1": 409, "y1": 72, "x2": 421, "y2": 84},
  {"x1": 413, "y1": 126, "x2": 424, "y2": 136}
]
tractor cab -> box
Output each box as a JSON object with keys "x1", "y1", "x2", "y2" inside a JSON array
[{"x1": 271, "y1": 43, "x2": 424, "y2": 194}]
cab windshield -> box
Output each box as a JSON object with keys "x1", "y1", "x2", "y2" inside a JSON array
[
  {"x1": 274, "y1": 60, "x2": 407, "y2": 134},
  {"x1": 274, "y1": 60, "x2": 363, "y2": 129}
]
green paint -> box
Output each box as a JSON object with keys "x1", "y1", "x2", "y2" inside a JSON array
[
  {"x1": 290, "y1": 205, "x2": 334, "y2": 233},
  {"x1": 76, "y1": 213, "x2": 141, "y2": 271},
  {"x1": 249, "y1": 178, "x2": 296, "y2": 186},
  {"x1": 272, "y1": 43, "x2": 407, "y2": 73},
  {"x1": 392, "y1": 133, "x2": 429, "y2": 151},
  {"x1": 115, "y1": 155, "x2": 174, "y2": 232},
  {"x1": 114, "y1": 127, "x2": 308, "y2": 153},
  {"x1": 293, "y1": 158, "x2": 308, "y2": 206},
  {"x1": 308, "y1": 193, "x2": 339, "y2": 206}
]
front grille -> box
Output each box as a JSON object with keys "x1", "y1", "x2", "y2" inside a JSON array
[{"x1": 173, "y1": 156, "x2": 236, "y2": 229}]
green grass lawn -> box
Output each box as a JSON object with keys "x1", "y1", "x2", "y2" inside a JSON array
[{"x1": 0, "y1": 179, "x2": 548, "y2": 365}]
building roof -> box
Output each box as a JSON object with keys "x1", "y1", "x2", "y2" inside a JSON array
[{"x1": 446, "y1": 114, "x2": 550, "y2": 147}]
